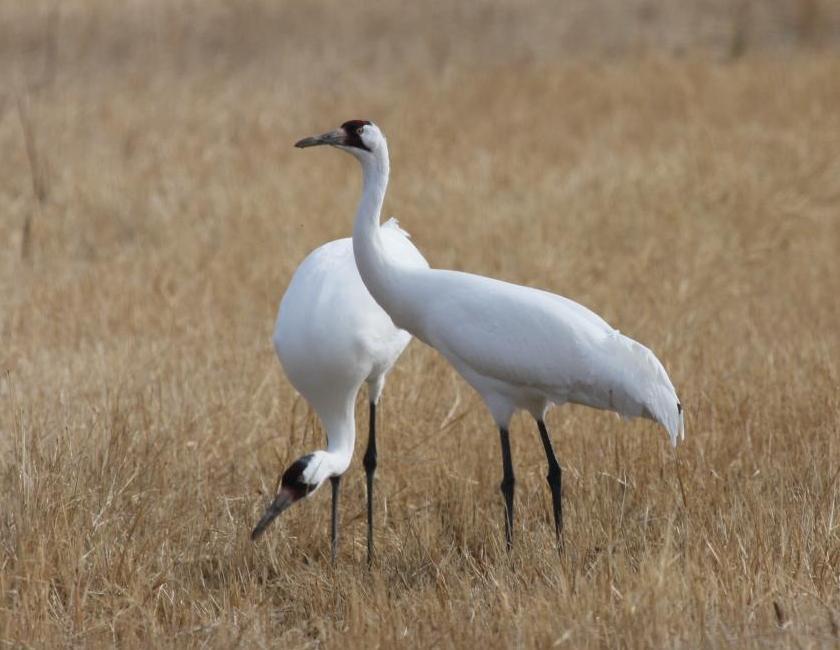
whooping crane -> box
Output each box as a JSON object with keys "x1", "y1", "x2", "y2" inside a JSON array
[
  {"x1": 294, "y1": 120, "x2": 684, "y2": 550},
  {"x1": 251, "y1": 223, "x2": 429, "y2": 564}
]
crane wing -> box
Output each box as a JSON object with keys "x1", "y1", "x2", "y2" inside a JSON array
[{"x1": 412, "y1": 269, "x2": 616, "y2": 392}]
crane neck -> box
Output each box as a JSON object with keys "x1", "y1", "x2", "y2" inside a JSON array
[
  {"x1": 351, "y1": 144, "x2": 405, "y2": 321},
  {"x1": 318, "y1": 399, "x2": 356, "y2": 477}
]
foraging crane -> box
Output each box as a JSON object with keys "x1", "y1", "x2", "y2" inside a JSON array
[
  {"x1": 251, "y1": 223, "x2": 429, "y2": 564},
  {"x1": 294, "y1": 120, "x2": 684, "y2": 550}
]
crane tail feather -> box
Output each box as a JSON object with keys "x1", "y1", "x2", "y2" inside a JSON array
[{"x1": 610, "y1": 334, "x2": 684, "y2": 446}]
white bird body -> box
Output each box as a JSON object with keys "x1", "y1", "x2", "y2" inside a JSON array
[
  {"x1": 252, "y1": 217, "x2": 429, "y2": 556},
  {"x1": 382, "y1": 267, "x2": 683, "y2": 445},
  {"x1": 273, "y1": 218, "x2": 426, "y2": 481},
  {"x1": 290, "y1": 119, "x2": 684, "y2": 549}
]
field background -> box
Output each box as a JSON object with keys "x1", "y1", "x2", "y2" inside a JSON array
[{"x1": 2, "y1": 1, "x2": 840, "y2": 647}]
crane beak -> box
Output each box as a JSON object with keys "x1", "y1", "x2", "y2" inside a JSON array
[
  {"x1": 294, "y1": 129, "x2": 346, "y2": 148},
  {"x1": 250, "y1": 487, "x2": 296, "y2": 540}
]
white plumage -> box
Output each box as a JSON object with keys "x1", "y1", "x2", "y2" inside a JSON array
[
  {"x1": 251, "y1": 218, "x2": 428, "y2": 564},
  {"x1": 405, "y1": 270, "x2": 684, "y2": 445},
  {"x1": 293, "y1": 119, "x2": 684, "y2": 550}
]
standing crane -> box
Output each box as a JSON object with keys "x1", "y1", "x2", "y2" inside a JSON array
[
  {"x1": 294, "y1": 120, "x2": 684, "y2": 550},
  {"x1": 251, "y1": 222, "x2": 429, "y2": 564}
]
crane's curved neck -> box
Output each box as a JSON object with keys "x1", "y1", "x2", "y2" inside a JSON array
[
  {"x1": 317, "y1": 396, "x2": 356, "y2": 477},
  {"x1": 351, "y1": 145, "x2": 402, "y2": 316}
]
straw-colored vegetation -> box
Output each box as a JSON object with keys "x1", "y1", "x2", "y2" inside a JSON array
[{"x1": 2, "y1": 1, "x2": 839, "y2": 647}]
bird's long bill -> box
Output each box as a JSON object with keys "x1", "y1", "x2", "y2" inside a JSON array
[
  {"x1": 294, "y1": 128, "x2": 345, "y2": 148},
  {"x1": 251, "y1": 488, "x2": 296, "y2": 540}
]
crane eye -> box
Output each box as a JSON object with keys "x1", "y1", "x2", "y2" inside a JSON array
[{"x1": 357, "y1": 126, "x2": 365, "y2": 135}]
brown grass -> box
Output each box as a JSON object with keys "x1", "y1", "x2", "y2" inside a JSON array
[{"x1": 2, "y1": 1, "x2": 840, "y2": 647}]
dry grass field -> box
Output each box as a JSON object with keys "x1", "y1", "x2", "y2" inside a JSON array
[{"x1": 2, "y1": 1, "x2": 840, "y2": 647}]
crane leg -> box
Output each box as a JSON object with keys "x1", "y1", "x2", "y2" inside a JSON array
[
  {"x1": 537, "y1": 419, "x2": 563, "y2": 548},
  {"x1": 363, "y1": 401, "x2": 378, "y2": 566},
  {"x1": 330, "y1": 475, "x2": 341, "y2": 565},
  {"x1": 498, "y1": 427, "x2": 516, "y2": 551}
]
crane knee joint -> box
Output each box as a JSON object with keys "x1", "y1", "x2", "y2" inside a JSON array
[{"x1": 363, "y1": 450, "x2": 377, "y2": 473}]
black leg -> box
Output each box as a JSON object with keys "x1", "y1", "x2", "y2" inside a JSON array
[
  {"x1": 330, "y1": 475, "x2": 341, "y2": 564},
  {"x1": 537, "y1": 419, "x2": 563, "y2": 547},
  {"x1": 363, "y1": 401, "x2": 378, "y2": 566},
  {"x1": 498, "y1": 427, "x2": 515, "y2": 551}
]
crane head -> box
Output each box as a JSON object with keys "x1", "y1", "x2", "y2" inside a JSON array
[
  {"x1": 294, "y1": 120, "x2": 384, "y2": 157},
  {"x1": 251, "y1": 451, "x2": 331, "y2": 540}
]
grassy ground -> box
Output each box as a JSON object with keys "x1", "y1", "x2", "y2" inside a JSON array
[{"x1": 2, "y1": 1, "x2": 840, "y2": 647}]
